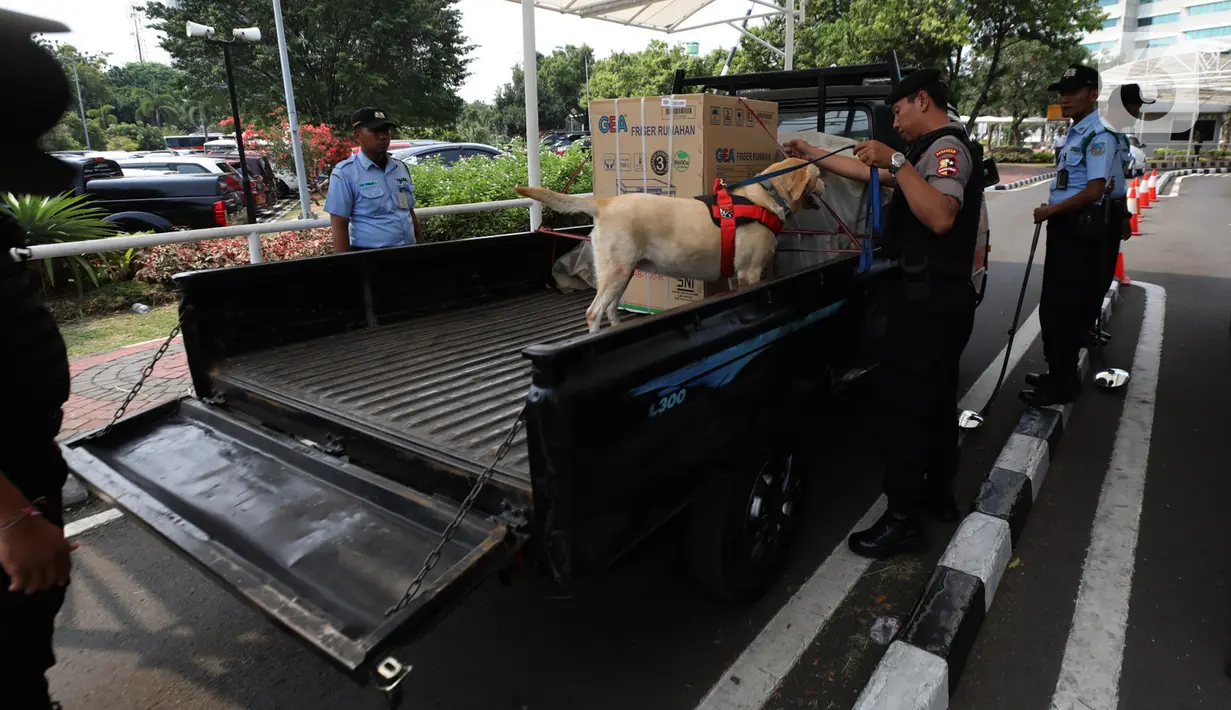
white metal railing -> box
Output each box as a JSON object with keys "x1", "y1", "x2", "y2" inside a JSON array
[{"x1": 10, "y1": 194, "x2": 591, "y2": 264}]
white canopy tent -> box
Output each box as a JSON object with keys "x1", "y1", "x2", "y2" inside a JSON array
[
  {"x1": 1099, "y1": 40, "x2": 1231, "y2": 156},
  {"x1": 509, "y1": 0, "x2": 800, "y2": 229}
]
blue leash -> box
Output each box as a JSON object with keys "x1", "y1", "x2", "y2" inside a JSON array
[{"x1": 722, "y1": 143, "x2": 881, "y2": 273}]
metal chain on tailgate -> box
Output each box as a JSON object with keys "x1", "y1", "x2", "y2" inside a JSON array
[
  {"x1": 90, "y1": 319, "x2": 182, "y2": 440},
  {"x1": 385, "y1": 404, "x2": 528, "y2": 616}
]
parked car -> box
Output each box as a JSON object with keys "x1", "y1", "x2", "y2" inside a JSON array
[
  {"x1": 56, "y1": 155, "x2": 245, "y2": 231},
  {"x1": 553, "y1": 135, "x2": 590, "y2": 155},
  {"x1": 392, "y1": 142, "x2": 502, "y2": 167},
  {"x1": 116, "y1": 156, "x2": 239, "y2": 176},
  {"x1": 221, "y1": 153, "x2": 280, "y2": 208}
]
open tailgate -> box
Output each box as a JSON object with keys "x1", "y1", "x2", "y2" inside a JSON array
[{"x1": 62, "y1": 397, "x2": 519, "y2": 678}]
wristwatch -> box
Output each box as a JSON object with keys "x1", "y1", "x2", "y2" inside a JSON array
[{"x1": 889, "y1": 152, "x2": 907, "y2": 175}]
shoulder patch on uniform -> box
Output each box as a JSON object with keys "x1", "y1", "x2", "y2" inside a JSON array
[
  {"x1": 1090, "y1": 141, "x2": 1106, "y2": 156},
  {"x1": 937, "y1": 154, "x2": 959, "y2": 178}
]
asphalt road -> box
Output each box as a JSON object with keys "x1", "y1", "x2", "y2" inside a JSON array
[
  {"x1": 50, "y1": 179, "x2": 1064, "y2": 710},
  {"x1": 953, "y1": 174, "x2": 1231, "y2": 710}
]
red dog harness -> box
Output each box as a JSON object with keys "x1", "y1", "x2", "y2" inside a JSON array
[{"x1": 696, "y1": 178, "x2": 785, "y2": 278}]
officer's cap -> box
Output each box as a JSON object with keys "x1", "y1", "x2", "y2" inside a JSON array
[
  {"x1": 1048, "y1": 65, "x2": 1100, "y2": 92},
  {"x1": 351, "y1": 107, "x2": 397, "y2": 131},
  {"x1": 885, "y1": 68, "x2": 949, "y2": 106},
  {"x1": 1119, "y1": 83, "x2": 1156, "y2": 106}
]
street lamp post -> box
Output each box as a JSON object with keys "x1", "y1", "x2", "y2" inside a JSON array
[
  {"x1": 187, "y1": 21, "x2": 261, "y2": 226},
  {"x1": 70, "y1": 63, "x2": 91, "y2": 150}
]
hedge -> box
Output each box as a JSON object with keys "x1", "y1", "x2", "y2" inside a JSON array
[{"x1": 989, "y1": 147, "x2": 1055, "y2": 164}]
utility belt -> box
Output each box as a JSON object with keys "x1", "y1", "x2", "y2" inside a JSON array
[
  {"x1": 1049, "y1": 202, "x2": 1106, "y2": 238},
  {"x1": 895, "y1": 256, "x2": 974, "y2": 303}
]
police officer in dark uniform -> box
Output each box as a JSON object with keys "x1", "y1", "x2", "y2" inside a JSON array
[
  {"x1": 787, "y1": 69, "x2": 985, "y2": 558},
  {"x1": 1022, "y1": 66, "x2": 1113, "y2": 406},
  {"x1": 1, "y1": 11, "x2": 80, "y2": 709}
]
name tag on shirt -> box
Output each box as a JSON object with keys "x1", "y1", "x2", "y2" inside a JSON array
[
  {"x1": 397, "y1": 191, "x2": 409, "y2": 209},
  {"x1": 358, "y1": 180, "x2": 379, "y2": 189}
]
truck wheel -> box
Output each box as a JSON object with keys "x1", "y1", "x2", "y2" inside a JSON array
[{"x1": 685, "y1": 442, "x2": 803, "y2": 602}]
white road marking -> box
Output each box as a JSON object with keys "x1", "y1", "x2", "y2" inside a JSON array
[
  {"x1": 694, "y1": 303, "x2": 1044, "y2": 710},
  {"x1": 1050, "y1": 282, "x2": 1166, "y2": 710},
  {"x1": 986, "y1": 178, "x2": 1055, "y2": 194},
  {"x1": 1166, "y1": 172, "x2": 1230, "y2": 197},
  {"x1": 64, "y1": 508, "x2": 124, "y2": 538}
]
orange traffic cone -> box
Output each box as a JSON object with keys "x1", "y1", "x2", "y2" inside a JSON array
[
  {"x1": 1114, "y1": 252, "x2": 1130, "y2": 284},
  {"x1": 1148, "y1": 169, "x2": 1158, "y2": 201},
  {"x1": 1140, "y1": 182, "x2": 1151, "y2": 209},
  {"x1": 1128, "y1": 186, "x2": 1141, "y2": 235}
]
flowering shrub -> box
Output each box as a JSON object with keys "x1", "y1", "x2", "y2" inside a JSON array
[
  {"x1": 135, "y1": 228, "x2": 334, "y2": 283},
  {"x1": 221, "y1": 110, "x2": 352, "y2": 188}
]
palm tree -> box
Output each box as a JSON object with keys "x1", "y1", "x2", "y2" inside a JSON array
[
  {"x1": 183, "y1": 100, "x2": 217, "y2": 138},
  {"x1": 87, "y1": 104, "x2": 118, "y2": 129},
  {"x1": 134, "y1": 88, "x2": 182, "y2": 128}
]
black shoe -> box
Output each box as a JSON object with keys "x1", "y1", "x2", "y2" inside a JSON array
[
  {"x1": 1019, "y1": 377, "x2": 1080, "y2": 407},
  {"x1": 1083, "y1": 329, "x2": 1112, "y2": 349},
  {"x1": 1024, "y1": 371, "x2": 1051, "y2": 388},
  {"x1": 848, "y1": 510, "x2": 927, "y2": 559},
  {"x1": 922, "y1": 489, "x2": 961, "y2": 523}
]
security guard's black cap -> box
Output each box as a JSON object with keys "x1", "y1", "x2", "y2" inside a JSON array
[
  {"x1": 1048, "y1": 65, "x2": 1100, "y2": 92},
  {"x1": 885, "y1": 68, "x2": 949, "y2": 106},
  {"x1": 1120, "y1": 83, "x2": 1156, "y2": 106},
  {"x1": 350, "y1": 107, "x2": 396, "y2": 131}
]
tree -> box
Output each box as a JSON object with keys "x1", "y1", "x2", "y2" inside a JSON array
[
  {"x1": 140, "y1": 0, "x2": 472, "y2": 129},
  {"x1": 41, "y1": 42, "x2": 114, "y2": 111},
  {"x1": 962, "y1": 40, "x2": 1090, "y2": 146},
  {"x1": 87, "y1": 104, "x2": 118, "y2": 129},
  {"x1": 961, "y1": 0, "x2": 1103, "y2": 131},
  {"x1": 587, "y1": 40, "x2": 728, "y2": 101},
  {"x1": 228, "y1": 108, "x2": 352, "y2": 192},
  {"x1": 456, "y1": 101, "x2": 502, "y2": 144},
  {"x1": 108, "y1": 61, "x2": 189, "y2": 125},
  {"x1": 106, "y1": 122, "x2": 168, "y2": 151},
  {"x1": 730, "y1": 0, "x2": 970, "y2": 77},
  {"x1": 133, "y1": 88, "x2": 182, "y2": 128},
  {"x1": 494, "y1": 47, "x2": 598, "y2": 136}
]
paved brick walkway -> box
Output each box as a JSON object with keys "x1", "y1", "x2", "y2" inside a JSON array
[{"x1": 60, "y1": 337, "x2": 193, "y2": 442}]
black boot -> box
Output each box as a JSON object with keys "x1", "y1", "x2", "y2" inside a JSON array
[
  {"x1": 1024, "y1": 371, "x2": 1052, "y2": 388},
  {"x1": 848, "y1": 509, "x2": 927, "y2": 559},
  {"x1": 1019, "y1": 373, "x2": 1081, "y2": 407},
  {"x1": 922, "y1": 487, "x2": 961, "y2": 523}
]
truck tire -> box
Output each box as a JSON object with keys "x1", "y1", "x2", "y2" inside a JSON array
[{"x1": 685, "y1": 440, "x2": 803, "y2": 602}]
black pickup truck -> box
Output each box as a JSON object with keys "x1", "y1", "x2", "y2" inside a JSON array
[
  {"x1": 59, "y1": 154, "x2": 245, "y2": 231},
  {"x1": 62, "y1": 61, "x2": 989, "y2": 700}
]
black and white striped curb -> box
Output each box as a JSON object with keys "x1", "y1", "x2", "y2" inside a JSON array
[
  {"x1": 991, "y1": 172, "x2": 1056, "y2": 191},
  {"x1": 1156, "y1": 166, "x2": 1231, "y2": 195},
  {"x1": 853, "y1": 281, "x2": 1123, "y2": 710},
  {"x1": 257, "y1": 198, "x2": 299, "y2": 224}
]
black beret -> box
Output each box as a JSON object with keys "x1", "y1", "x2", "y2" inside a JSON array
[{"x1": 886, "y1": 68, "x2": 948, "y2": 106}]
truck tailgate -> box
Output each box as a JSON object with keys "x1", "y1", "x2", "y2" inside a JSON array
[{"x1": 62, "y1": 397, "x2": 518, "y2": 677}]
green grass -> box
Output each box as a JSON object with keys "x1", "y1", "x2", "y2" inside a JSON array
[{"x1": 59, "y1": 303, "x2": 180, "y2": 359}]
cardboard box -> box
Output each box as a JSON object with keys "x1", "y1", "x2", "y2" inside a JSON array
[{"x1": 588, "y1": 94, "x2": 779, "y2": 313}]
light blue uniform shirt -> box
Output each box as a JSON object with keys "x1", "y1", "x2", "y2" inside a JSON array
[
  {"x1": 1100, "y1": 120, "x2": 1132, "y2": 199},
  {"x1": 1049, "y1": 110, "x2": 1113, "y2": 206},
  {"x1": 324, "y1": 151, "x2": 416, "y2": 248}
]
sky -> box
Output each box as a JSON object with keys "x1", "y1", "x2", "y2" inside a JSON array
[{"x1": 4, "y1": 0, "x2": 769, "y2": 104}]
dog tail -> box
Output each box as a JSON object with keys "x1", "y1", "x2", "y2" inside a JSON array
[{"x1": 514, "y1": 186, "x2": 599, "y2": 217}]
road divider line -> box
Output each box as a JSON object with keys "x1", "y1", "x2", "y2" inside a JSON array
[
  {"x1": 694, "y1": 297, "x2": 1046, "y2": 710},
  {"x1": 1050, "y1": 282, "x2": 1165, "y2": 710},
  {"x1": 64, "y1": 508, "x2": 124, "y2": 538}
]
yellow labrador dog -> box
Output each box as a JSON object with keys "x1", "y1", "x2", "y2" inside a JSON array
[{"x1": 515, "y1": 158, "x2": 824, "y2": 333}]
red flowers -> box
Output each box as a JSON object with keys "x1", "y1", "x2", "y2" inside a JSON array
[{"x1": 135, "y1": 228, "x2": 334, "y2": 283}]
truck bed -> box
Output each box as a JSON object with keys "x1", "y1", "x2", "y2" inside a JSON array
[{"x1": 217, "y1": 289, "x2": 601, "y2": 481}]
